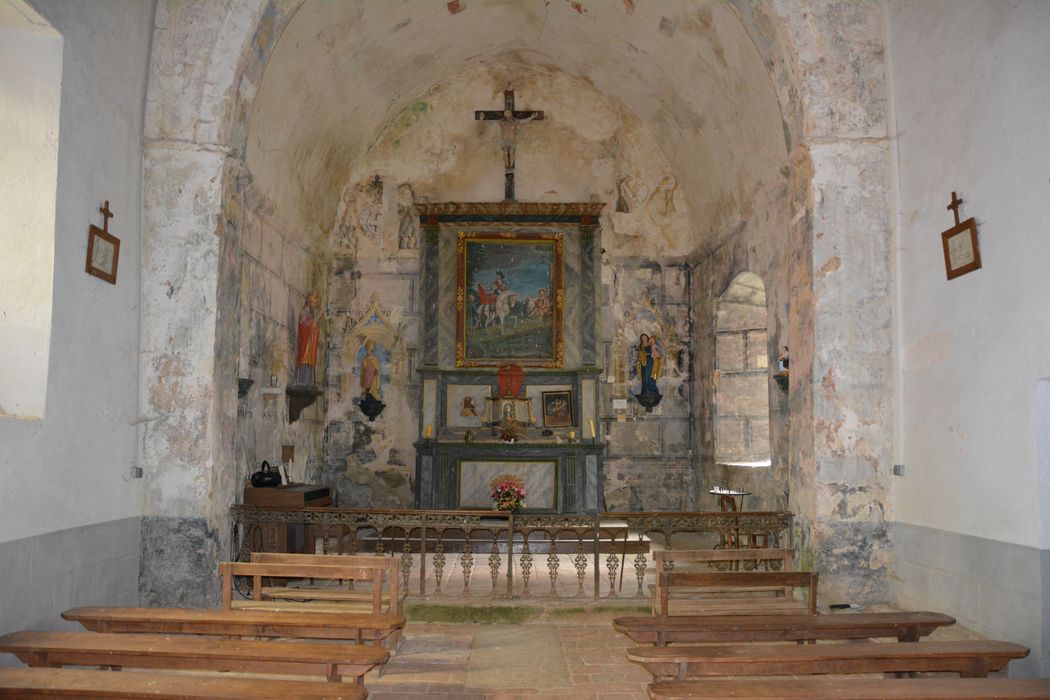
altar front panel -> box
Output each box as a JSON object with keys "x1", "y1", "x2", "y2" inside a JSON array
[{"x1": 458, "y1": 459, "x2": 556, "y2": 510}]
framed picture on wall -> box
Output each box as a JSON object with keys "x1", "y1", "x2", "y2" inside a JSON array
[
  {"x1": 86, "y1": 224, "x2": 120, "y2": 284},
  {"x1": 456, "y1": 231, "x2": 563, "y2": 367},
  {"x1": 541, "y1": 390, "x2": 573, "y2": 428},
  {"x1": 941, "y1": 217, "x2": 981, "y2": 280}
]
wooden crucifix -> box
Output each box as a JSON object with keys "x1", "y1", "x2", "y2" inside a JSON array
[
  {"x1": 947, "y1": 191, "x2": 963, "y2": 226},
  {"x1": 475, "y1": 89, "x2": 545, "y2": 201}
]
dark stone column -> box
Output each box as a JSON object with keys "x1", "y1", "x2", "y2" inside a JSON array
[{"x1": 421, "y1": 221, "x2": 440, "y2": 366}]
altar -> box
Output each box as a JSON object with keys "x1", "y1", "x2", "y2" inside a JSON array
[{"x1": 413, "y1": 201, "x2": 606, "y2": 514}]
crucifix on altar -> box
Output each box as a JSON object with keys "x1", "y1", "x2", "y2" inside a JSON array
[{"x1": 475, "y1": 89, "x2": 545, "y2": 201}]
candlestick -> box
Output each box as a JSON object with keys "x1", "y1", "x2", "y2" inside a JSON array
[
  {"x1": 425, "y1": 425, "x2": 433, "y2": 438},
  {"x1": 589, "y1": 419, "x2": 596, "y2": 438}
]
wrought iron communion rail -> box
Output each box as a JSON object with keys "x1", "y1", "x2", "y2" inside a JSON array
[{"x1": 229, "y1": 506, "x2": 792, "y2": 600}]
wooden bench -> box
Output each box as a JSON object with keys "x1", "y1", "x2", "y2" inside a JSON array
[
  {"x1": 647, "y1": 677, "x2": 1050, "y2": 699},
  {"x1": 614, "y1": 611, "x2": 956, "y2": 646},
  {"x1": 627, "y1": 639, "x2": 1029, "y2": 680},
  {"x1": 222, "y1": 561, "x2": 385, "y2": 614},
  {"x1": 0, "y1": 667, "x2": 365, "y2": 699},
  {"x1": 651, "y1": 548, "x2": 795, "y2": 614},
  {"x1": 654, "y1": 571, "x2": 817, "y2": 617},
  {"x1": 62, "y1": 606, "x2": 404, "y2": 645},
  {"x1": 248, "y1": 553, "x2": 403, "y2": 616},
  {"x1": 0, "y1": 630, "x2": 388, "y2": 684}
]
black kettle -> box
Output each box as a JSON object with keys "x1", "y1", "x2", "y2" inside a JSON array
[{"x1": 249, "y1": 460, "x2": 282, "y2": 488}]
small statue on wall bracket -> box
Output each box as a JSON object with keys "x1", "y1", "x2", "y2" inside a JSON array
[
  {"x1": 287, "y1": 291, "x2": 324, "y2": 424},
  {"x1": 357, "y1": 339, "x2": 386, "y2": 421},
  {"x1": 293, "y1": 291, "x2": 321, "y2": 386},
  {"x1": 633, "y1": 333, "x2": 663, "y2": 412}
]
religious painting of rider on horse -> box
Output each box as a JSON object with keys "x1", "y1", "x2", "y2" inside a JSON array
[{"x1": 456, "y1": 231, "x2": 563, "y2": 367}]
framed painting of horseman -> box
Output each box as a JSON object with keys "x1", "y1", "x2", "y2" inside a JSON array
[{"x1": 456, "y1": 230, "x2": 563, "y2": 367}]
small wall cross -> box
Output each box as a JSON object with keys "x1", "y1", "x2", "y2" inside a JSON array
[
  {"x1": 947, "y1": 191, "x2": 963, "y2": 226},
  {"x1": 99, "y1": 200, "x2": 114, "y2": 232}
]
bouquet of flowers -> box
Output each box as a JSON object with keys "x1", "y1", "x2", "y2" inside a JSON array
[{"x1": 491, "y1": 480, "x2": 527, "y2": 512}]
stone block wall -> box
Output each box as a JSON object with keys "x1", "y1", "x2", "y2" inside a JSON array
[
  {"x1": 235, "y1": 186, "x2": 325, "y2": 488},
  {"x1": 689, "y1": 181, "x2": 793, "y2": 515},
  {"x1": 601, "y1": 260, "x2": 696, "y2": 511}
]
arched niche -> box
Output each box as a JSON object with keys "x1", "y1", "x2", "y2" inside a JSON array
[{"x1": 713, "y1": 272, "x2": 771, "y2": 467}]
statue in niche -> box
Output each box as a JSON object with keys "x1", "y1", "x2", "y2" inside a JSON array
[
  {"x1": 359, "y1": 340, "x2": 382, "y2": 399},
  {"x1": 396, "y1": 184, "x2": 419, "y2": 249},
  {"x1": 633, "y1": 333, "x2": 664, "y2": 413},
  {"x1": 636, "y1": 333, "x2": 663, "y2": 394},
  {"x1": 356, "y1": 339, "x2": 386, "y2": 421},
  {"x1": 293, "y1": 291, "x2": 321, "y2": 386}
]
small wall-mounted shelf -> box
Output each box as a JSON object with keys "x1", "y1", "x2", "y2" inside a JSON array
[{"x1": 286, "y1": 385, "x2": 322, "y2": 424}]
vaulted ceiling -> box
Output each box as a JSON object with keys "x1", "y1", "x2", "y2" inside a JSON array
[{"x1": 245, "y1": 0, "x2": 787, "y2": 253}]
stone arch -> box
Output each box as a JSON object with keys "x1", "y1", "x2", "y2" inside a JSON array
[{"x1": 137, "y1": 0, "x2": 892, "y2": 604}]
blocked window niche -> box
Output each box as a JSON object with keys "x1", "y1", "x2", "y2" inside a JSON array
[
  {"x1": 0, "y1": 1, "x2": 62, "y2": 419},
  {"x1": 713, "y1": 272, "x2": 771, "y2": 467}
]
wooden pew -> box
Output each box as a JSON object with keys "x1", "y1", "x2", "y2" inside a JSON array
[
  {"x1": 223, "y1": 558, "x2": 404, "y2": 648},
  {"x1": 0, "y1": 667, "x2": 365, "y2": 699},
  {"x1": 654, "y1": 571, "x2": 817, "y2": 617},
  {"x1": 0, "y1": 630, "x2": 388, "y2": 684},
  {"x1": 221, "y1": 561, "x2": 384, "y2": 615},
  {"x1": 651, "y1": 549, "x2": 794, "y2": 614},
  {"x1": 614, "y1": 611, "x2": 956, "y2": 646},
  {"x1": 627, "y1": 639, "x2": 1029, "y2": 680},
  {"x1": 647, "y1": 677, "x2": 1050, "y2": 699},
  {"x1": 248, "y1": 553, "x2": 403, "y2": 616},
  {"x1": 62, "y1": 606, "x2": 404, "y2": 645}
]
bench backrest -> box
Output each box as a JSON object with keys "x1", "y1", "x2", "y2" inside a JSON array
[
  {"x1": 652, "y1": 549, "x2": 794, "y2": 614},
  {"x1": 654, "y1": 548, "x2": 794, "y2": 571},
  {"x1": 248, "y1": 552, "x2": 402, "y2": 614},
  {"x1": 222, "y1": 560, "x2": 393, "y2": 614},
  {"x1": 656, "y1": 570, "x2": 817, "y2": 617}
]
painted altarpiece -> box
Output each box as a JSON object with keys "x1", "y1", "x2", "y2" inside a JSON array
[{"x1": 414, "y1": 202, "x2": 605, "y2": 514}]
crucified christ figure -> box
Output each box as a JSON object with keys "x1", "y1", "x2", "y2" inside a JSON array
[{"x1": 500, "y1": 109, "x2": 537, "y2": 173}]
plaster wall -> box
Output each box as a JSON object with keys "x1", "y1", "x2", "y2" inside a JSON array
[
  {"x1": 889, "y1": 0, "x2": 1050, "y2": 548},
  {"x1": 0, "y1": 5, "x2": 59, "y2": 419},
  {"x1": 0, "y1": 0, "x2": 153, "y2": 543}
]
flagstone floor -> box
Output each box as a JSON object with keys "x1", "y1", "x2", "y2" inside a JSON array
[
  {"x1": 366, "y1": 609, "x2": 653, "y2": 699},
  {"x1": 364, "y1": 605, "x2": 986, "y2": 700}
]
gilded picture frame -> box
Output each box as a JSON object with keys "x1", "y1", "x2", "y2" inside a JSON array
[{"x1": 456, "y1": 231, "x2": 563, "y2": 367}]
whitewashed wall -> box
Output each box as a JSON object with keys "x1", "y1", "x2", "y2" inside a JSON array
[
  {"x1": 0, "y1": 0, "x2": 154, "y2": 641},
  {"x1": 0, "y1": 3, "x2": 60, "y2": 420},
  {"x1": 888, "y1": 0, "x2": 1050, "y2": 675}
]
